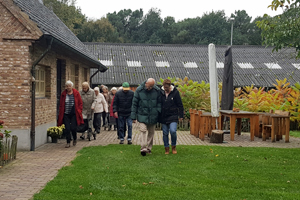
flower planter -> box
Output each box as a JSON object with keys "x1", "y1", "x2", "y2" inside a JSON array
[
  {"x1": 47, "y1": 125, "x2": 65, "y2": 143},
  {"x1": 51, "y1": 137, "x2": 58, "y2": 143}
]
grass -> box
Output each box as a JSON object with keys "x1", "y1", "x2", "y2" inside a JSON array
[
  {"x1": 290, "y1": 130, "x2": 300, "y2": 138},
  {"x1": 33, "y1": 145, "x2": 300, "y2": 200}
]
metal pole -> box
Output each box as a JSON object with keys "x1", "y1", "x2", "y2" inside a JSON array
[
  {"x1": 30, "y1": 37, "x2": 53, "y2": 151},
  {"x1": 231, "y1": 22, "x2": 233, "y2": 46}
]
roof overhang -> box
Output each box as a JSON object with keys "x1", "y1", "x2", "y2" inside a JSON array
[{"x1": 43, "y1": 35, "x2": 107, "y2": 72}]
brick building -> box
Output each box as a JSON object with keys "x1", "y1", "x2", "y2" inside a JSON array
[{"x1": 0, "y1": 0, "x2": 107, "y2": 150}]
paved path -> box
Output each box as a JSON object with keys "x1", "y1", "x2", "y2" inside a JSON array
[{"x1": 0, "y1": 123, "x2": 300, "y2": 200}]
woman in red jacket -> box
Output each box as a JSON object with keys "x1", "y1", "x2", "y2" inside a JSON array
[{"x1": 57, "y1": 80, "x2": 84, "y2": 148}]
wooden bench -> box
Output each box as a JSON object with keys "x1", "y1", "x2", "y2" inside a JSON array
[
  {"x1": 189, "y1": 108, "x2": 195, "y2": 135},
  {"x1": 189, "y1": 109, "x2": 201, "y2": 137},
  {"x1": 262, "y1": 110, "x2": 290, "y2": 142},
  {"x1": 199, "y1": 112, "x2": 221, "y2": 141}
]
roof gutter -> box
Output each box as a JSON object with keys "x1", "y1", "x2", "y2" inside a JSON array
[
  {"x1": 30, "y1": 35, "x2": 53, "y2": 151},
  {"x1": 90, "y1": 67, "x2": 101, "y2": 86},
  {"x1": 51, "y1": 37, "x2": 107, "y2": 72}
]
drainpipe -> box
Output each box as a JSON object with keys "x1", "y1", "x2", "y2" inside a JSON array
[
  {"x1": 30, "y1": 36, "x2": 53, "y2": 151},
  {"x1": 90, "y1": 66, "x2": 100, "y2": 87}
]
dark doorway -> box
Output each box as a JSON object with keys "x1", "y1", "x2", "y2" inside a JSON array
[{"x1": 56, "y1": 59, "x2": 66, "y2": 121}]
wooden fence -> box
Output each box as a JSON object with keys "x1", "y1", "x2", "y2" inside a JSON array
[
  {"x1": 155, "y1": 119, "x2": 190, "y2": 130},
  {"x1": 156, "y1": 118, "x2": 298, "y2": 132},
  {"x1": 0, "y1": 135, "x2": 18, "y2": 168}
]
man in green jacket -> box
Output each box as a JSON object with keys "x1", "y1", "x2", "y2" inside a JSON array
[{"x1": 131, "y1": 78, "x2": 161, "y2": 156}]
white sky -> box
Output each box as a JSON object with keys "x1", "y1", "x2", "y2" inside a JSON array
[{"x1": 75, "y1": 0, "x2": 284, "y2": 22}]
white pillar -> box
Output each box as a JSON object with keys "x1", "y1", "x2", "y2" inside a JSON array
[{"x1": 208, "y1": 43, "x2": 219, "y2": 118}]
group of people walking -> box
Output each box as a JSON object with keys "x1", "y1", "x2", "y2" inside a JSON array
[
  {"x1": 57, "y1": 81, "x2": 110, "y2": 148},
  {"x1": 57, "y1": 77, "x2": 184, "y2": 156}
]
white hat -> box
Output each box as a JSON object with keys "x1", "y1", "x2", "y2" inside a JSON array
[{"x1": 94, "y1": 87, "x2": 99, "y2": 91}]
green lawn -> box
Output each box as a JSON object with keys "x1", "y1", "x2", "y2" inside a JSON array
[
  {"x1": 290, "y1": 130, "x2": 300, "y2": 138},
  {"x1": 34, "y1": 145, "x2": 300, "y2": 200}
]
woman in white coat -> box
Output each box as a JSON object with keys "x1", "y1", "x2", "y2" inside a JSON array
[{"x1": 91, "y1": 87, "x2": 108, "y2": 136}]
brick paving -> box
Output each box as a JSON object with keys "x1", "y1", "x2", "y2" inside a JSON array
[{"x1": 0, "y1": 123, "x2": 300, "y2": 200}]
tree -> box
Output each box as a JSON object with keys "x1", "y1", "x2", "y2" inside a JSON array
[
  {"x1": 44, "y1": 0, "x2": 86, "y2": 35},
  {"x1": 247, "y1": 17, "x2": 263, "y2": 45},
  {"x1": 230, "y1": 10, "x2": 253, "y2": 45},
  {"x1": 161, "y1": 16, "x2": 176, "y2": 44},
  {"x1": 107, "y1": 9, "x2": 143, "y2": 43},
  {"x1": 256, "y1": 0, "x2": 300, "y2": 58},
  {"x1": 171, "y1": 18, "x2": 202, "y2": 44},
  {"x1": 197, "y1": 11, "x2": 230, "y2": 45},
  {"x1": 134, "y1": 8, "x2": 164, "y2": 43},
  {"x1": 77, "y1": 18, "x2": 120, "y2": 42}
]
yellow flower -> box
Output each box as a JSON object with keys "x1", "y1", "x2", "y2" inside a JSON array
[{"x1": 47, "y1": 125, "x2": 65, "y2": 137}]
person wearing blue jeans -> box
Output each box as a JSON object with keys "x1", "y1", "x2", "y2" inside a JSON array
[
  {"x1": 113, "y1": 82, "x2": 134, "y2": 144},
  {"x1": 118, "y1": 116, "x2": 132, "y2": 142},
  {"x1": 160, "y1": 79, "x2": 184, "y2": 154},
  {"x1": 162, "y1": 122, "x2": 177, "y2": 150}
]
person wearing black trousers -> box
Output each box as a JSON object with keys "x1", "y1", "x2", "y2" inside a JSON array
[{"x1": 91, "y1": 87, "x2": 108, "y2": 135}]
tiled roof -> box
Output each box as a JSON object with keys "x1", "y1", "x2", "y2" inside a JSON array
[
  {"x1": 85, "y1": 43, "x2": 300, "y2": 87},
  {"x1": 13, "y1": 0, "x2": 106, "y2": 70}
]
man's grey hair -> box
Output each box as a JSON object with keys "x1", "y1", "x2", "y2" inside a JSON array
[{"x1": 65, "y1": 80, "x2": 73, "y2": 87}]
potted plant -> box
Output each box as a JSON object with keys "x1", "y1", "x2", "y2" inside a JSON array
[{"x1": 47, "y1": 124, "x2": 65, "y2": 143}]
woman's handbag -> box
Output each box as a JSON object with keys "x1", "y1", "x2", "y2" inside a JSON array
[{"x1": 76, "y1": 119, "x2": 88, "y2": 133}]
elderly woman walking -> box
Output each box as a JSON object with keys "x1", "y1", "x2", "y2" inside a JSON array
[
  {"x1": 108, "y1": 87, "x2": 117, "y2": 131},
  {"x1": 57, "y1": 80, "x2": 84, "y2": 148},
  {"x1": 102, "y1": 85, "x2": 110, "y2": 130},
  {"x1": 91, "y1": 87, "x2": 108, "y2": 135},
  {"x1": 79, "y1": 82, "x2": 96, "y2": 141}
]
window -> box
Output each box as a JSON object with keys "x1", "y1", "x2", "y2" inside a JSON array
[
  {"x1": 35, "y1": 65, "x2": 45, "y2": 97},
  {"x1": 70, "y1": 64, "x2": 79, "y2": 89}
]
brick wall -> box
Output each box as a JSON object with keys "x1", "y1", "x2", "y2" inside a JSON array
[
  {"x1": 1, "y1": 40, "x2": 95, "y2": 130},
  {"x1": 31, "y1": 42, "x2": 94, "y2": 127},
  {"x1": 0, "y1": 38, "x2": 32, "y2": 129},
  {"x1": 0, "y1": 1, "x2": 96, "y2": 130}
]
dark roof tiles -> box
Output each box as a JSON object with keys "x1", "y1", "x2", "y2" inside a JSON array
[
  {"x1": 86, "y1": 43, "x2": 300, "y2": 87},
  {"x1": 13, "y1": 0, "x2": 102, "y2": 66}
]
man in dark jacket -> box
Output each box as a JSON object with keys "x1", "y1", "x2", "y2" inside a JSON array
[
  {"x1": 160, "y1": 79, "x2": 184, "y2": 155},
  {"x1": 131, "y1": 78, "x2": 161, "y2": 156},
  {"x1": 113, "y1": 82, "x2": 134, "y2": 144}
]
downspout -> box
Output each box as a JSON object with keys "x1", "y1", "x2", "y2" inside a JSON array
[
  {"x1": 30, "y1": 36, "x2": 53, "y2": 151},
  {"x1": 90, "y1": 66, "x2": 100, "y2": 87}
]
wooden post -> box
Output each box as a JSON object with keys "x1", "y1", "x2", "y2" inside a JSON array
[
  {"x1": 210, "y1": 130, "x2": 224, "y2": 143},
  {"x1": 285, "y1": 117, "x2": 290, "y2": 143},
  {"x1": 189, "y1": 108, "x2": 194, "y2": 135},
  {"x1": 193, "y1": 109, "x2": 198, "y2": 137},
  {"x1": 195, "y1": 110, "x2": 202, "y2": 138}
]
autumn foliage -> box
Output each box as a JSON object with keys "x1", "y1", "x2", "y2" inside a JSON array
[
  {"x1": 159, "y1": 77, "x2": 300, "y2": 125},
  {"x1": 234, "y1": 78, "x2": 300, "y2": 123}
]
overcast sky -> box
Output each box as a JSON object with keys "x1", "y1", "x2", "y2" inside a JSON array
[{"x1": 75, "y1": 0, "x2": 283, "y2": 22}]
